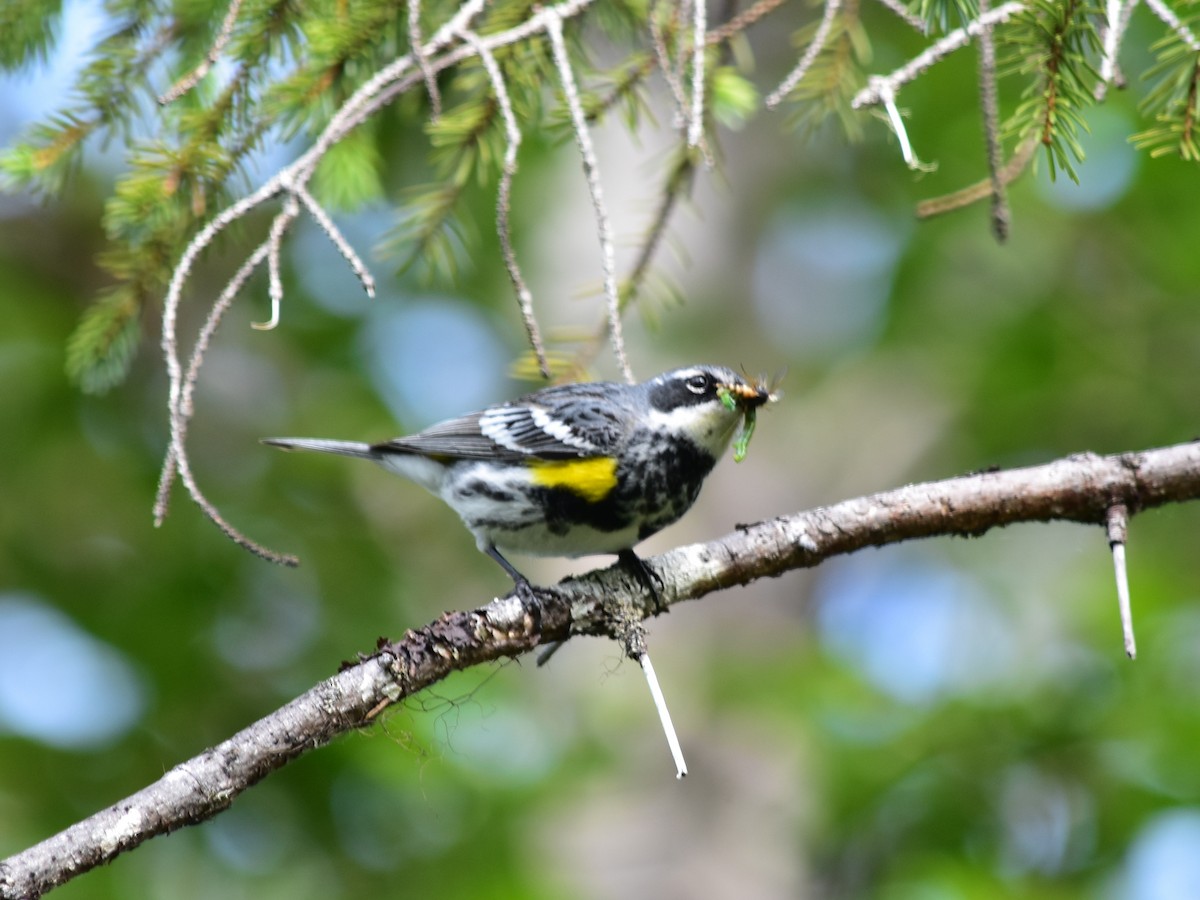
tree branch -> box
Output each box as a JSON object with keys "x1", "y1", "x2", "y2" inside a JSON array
[{"x1": 4, "y1": 440, "x2": 1199, "y2": 898}]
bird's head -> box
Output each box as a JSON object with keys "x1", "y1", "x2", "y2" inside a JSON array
[{"x1": 643, "y1": 365, "x2": 776, "y2": 461}]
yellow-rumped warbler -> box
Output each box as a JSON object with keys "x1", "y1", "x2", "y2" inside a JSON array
[{"x1": 264, "y1": 365, "x2": 771, "y2": 602}]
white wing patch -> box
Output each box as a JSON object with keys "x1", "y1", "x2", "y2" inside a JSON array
[
  {"x1": 479, "y1": 407, "x2": 533, "y2": 453},
  {"x1": 529, "y1": 407, "x2": 598, "y2": 452},
  {"x1": 478, "y1": 405, "x2": 599, "y2": 455}
]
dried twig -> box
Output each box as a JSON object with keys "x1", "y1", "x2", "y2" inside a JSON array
[
  {"x1": 623, "y1": 153, "x2": 695, "y2": 311},
  {"x1": 1099, "y1": 0, "x2": 1125, "y2": 92},
  {"x1": 158, "y1": 0, "x2": 245, "y2": 105},
  {"x1": 253, "y1": 195, "x2": 299, "y2": 331},
  {"x1": 544, "y1": 7, "x2": 634, "y2": 383},
  {"x1": 287, "y1": 178, "x2": 376, "y2": 299},
  {"x1": 871, "y1": 0, "x2": 929, "y2": 34},
  {"x1": 651, "y1": 1, "x2": 689, "y2": 128},
  {"x1": 688, "y1": 0, "x2": 707, "y2": 149},
  {"x1": 976, "y1": 0, "x2": 1010, "y2": 241},
  {"x1": 704, "y1": 0, "x2": 790, "y2": 46},
  {"x1": 155, "y1": 232, "x2": 301, "y2": 567},
  {"x1": 1144, "y1": 0, "x2": 1200, "y2": 50},
  {"x1": 457, "y1": 26, "x2": 549, "y2": 378},
  {"x1": 1096, "y1": 0, "x2": 1139, "y2": 98},
  {"x1": 1106, "y1": 504, "x2": 1137, "y2": 659},
  {"x1": 878, "y1": 82, "x2": 928, "y2": 169},
  {"x1": 765, "y1": 0, "x2": 843, "y2": 109},
  {"x1": 639, "y1": 650, "x2": 688, "y2": 778},
  {"x1": 409, "y1": 0, "x2": 443, "y2": 118},
  {"x1": 915, "y1": 135, "x2": 1037, "y2": 218},
  {"x1": 852, "y1": 1, "x2": 1027, "y2": 109}
]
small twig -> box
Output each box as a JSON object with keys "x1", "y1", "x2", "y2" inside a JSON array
[
  {"x1": 651, "y1": 1, "x2": 689, "y2": 128},
  {"x1": 544, "y1": 7, "x2": 634, "y2": 383},
  {"x1": 871, "y1": 0, "x2": 930, "y2": 34},
  {"x1": 344, "y1": 0, "x2": 587, "y2": 146},
  {"x1": 409, "y1": 0, "x2": 443, "y2": 119},
  {"x1": 852, "y1": 1, "x2": 1027, "y2": 109},
  {"x1": 623, "y1": 152, "x2": 694, "y2": 310},
  {"x1": 1106, "y1": 504, "x2": 1137, "y2": 659},
  {"x1": 1096, "y1": 0, "x2": 1138, "y2": 98},
  {"x1": 457, "y1": 26, "x2": 549, "y2": 378},
  {"x1": 916, "y1": 135, "x2": 1037, "y2": 218},
  {"x1": 1144, "y1": 0, "x2": 1200, "y2": 50},
  {"x1": 570, "y1": 150, "x2": 696, "y2": 376},
  {"x1": 253, "y1": 195, "x2": 300, "y2": 331},
  {"x1": 1099, "y1": 0, "x2": 1125, "y2": 92},
  {"x1": 287, "y1": 178, "x2": 376, "y2": 299},
  {"x1": 705, "y1": 0, "x2": 790, "y2": 45},
  {"x1": 639, "y1": 651, "x2": 688, "y2": 778},
  {"x1": 158, "y1": 0, "x2": 245, "y2": 105},
  {"x1": 765, "y1": 0, "x2": 843, "y2": 109},
  {"x1": 157, "y1": 230, "x2": 284, "y2": 521},
  {"x1": 619, "y1": 620, "x2": 687, "y2": 779},
  {"x1": 157, "y1": 182, "x2": 287, "y2": 524},
  {"x1": 647, "y1": 2, "x2": 713, "y2": 163},
  {"x1": 976, "y1": 0, "x2": 1010, "y2": 241},
  {"x1": 676, "y1": 0, "x2": 694, "y2": 118},
  {"x1": 688, "y1": 0, "x2": 707, "y2": 149},
  {"x1": 878, "y1": 82, "x2": 930, "y2": 170}
]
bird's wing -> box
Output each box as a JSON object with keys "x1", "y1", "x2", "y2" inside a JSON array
[{"x1": 376, "y1": 384, "x2": 625, "y2": 462}]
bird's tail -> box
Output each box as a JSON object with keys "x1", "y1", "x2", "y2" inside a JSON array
[{"x1": 261, "y1": 437, "x2": 378, "y2": 460}]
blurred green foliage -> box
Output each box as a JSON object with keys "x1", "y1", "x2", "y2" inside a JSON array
[{"x1": 3, "y1": 0, "x2": 1200, "y2": 898}]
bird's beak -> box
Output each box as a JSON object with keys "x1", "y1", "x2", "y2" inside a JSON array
[{"x1": 721, "y1": 380, "x2": 772, "y2": 410}]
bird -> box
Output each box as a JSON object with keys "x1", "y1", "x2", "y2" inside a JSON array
[{"x1": 264, "y1": 364, "x2": 772, "y2": 606}]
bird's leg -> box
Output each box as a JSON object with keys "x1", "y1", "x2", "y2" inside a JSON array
[
  {"x1": 618, "y1": 549, "x2": 667, "y2": 615},
  {"x1": 485, "y1": 544, "x2": 543, "y2": 628}
]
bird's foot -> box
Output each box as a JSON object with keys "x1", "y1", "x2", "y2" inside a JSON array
[
  {"x1": 618, "y1": 549, "x2": 667, "y2": 615},
  {"x1": 510, "y1": 575, "x2": 545, "y2": 631}
]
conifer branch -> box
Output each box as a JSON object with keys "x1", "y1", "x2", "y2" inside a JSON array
[{"x1": 852, "y1": 1, "x2": 1027, "y2": 109}]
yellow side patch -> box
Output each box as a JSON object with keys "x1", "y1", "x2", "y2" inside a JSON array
[{"x1": 529, "y1": 457, "x2": 619, "y2": 503}]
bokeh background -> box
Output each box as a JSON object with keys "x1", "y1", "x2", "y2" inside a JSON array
[{"x1": 3, "y1": 2, "x2": 1200, "y2": 898}]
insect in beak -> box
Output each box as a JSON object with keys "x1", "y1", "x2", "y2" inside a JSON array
[{"x1": 717, "y1": 374, "x2": 781, "y2": 462}]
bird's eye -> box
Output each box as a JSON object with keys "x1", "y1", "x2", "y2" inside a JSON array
[{"x1": 685, "y1": 373, "x2": 711, "y2": 395}]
